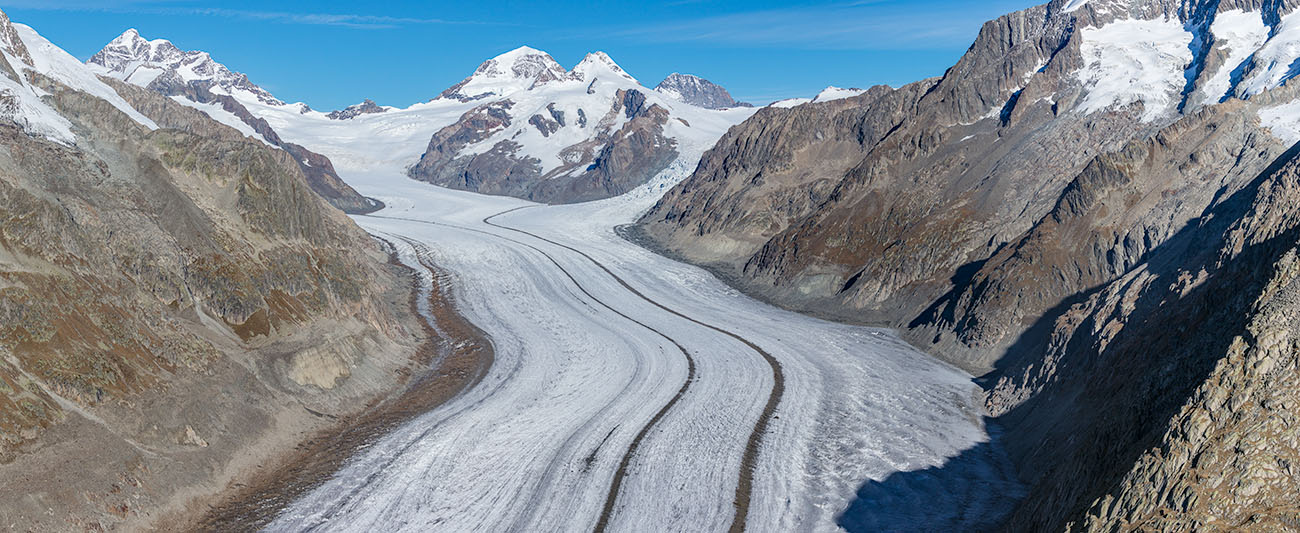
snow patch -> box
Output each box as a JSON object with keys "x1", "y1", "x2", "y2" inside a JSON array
[
  {"x1": 0, "y1": 75, "x2": 76, "y2": 145},
  {"x1": 1239, "y1": 10, "x2": 1300, "y2": 97},
  {"x1": 811, "y1": 86, "x2": 865, "y2": 103},
  {"x1": 1200, "y1": 10, "x2": 1270, "y2": 105},
  {"x1": 1063, "y1": 0, "x2": 1090, "y2": 13},
  {"x1": 168, "y1": 96, "x2": 277, "y2": 147},
  {"x1": 1075, "y1": 17, "x2": 1194, "y2": 122},
  {"x1": 770, "y1": 97, "x2": 812, "y2": 108},
  {"x1": 1258, "y1": 100, "x2": 1300, "y2": 142}
]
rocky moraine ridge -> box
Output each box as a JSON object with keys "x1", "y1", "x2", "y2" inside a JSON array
[{"x1": 636, "y1": 0, "x2": 1300, "y2": 529}]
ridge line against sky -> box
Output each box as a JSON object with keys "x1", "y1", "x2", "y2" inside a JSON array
[{"x1": 1, "y1": 0, "x2": 1039, "y2": 110}]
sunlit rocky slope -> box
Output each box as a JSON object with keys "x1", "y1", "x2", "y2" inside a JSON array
[
  {"x1": 0, "y1": 10, "x2": 429, "y2": 530},
  {"x1": 636, "y1": 0, "x2": 1300, "y2": 529}
]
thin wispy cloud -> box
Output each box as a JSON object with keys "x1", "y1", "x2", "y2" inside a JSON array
[
  {"x1": 181, "y1": 8, "x2": 496, "y2": 29},
  {"x1": 582, "y1": 1, "x2": 1022, "y2": 50},
  {"x1": 1, "y1": 1, "x2": 502, "y2": 29}
]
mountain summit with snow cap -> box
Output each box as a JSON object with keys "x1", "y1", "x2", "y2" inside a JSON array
[{"x1": 88, "y1": 28, "x2": 280, "y2": 105}]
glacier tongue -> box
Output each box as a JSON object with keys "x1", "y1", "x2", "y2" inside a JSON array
[{"x1": 262, "y1": 162, "x2": 1015, "y2": 532}]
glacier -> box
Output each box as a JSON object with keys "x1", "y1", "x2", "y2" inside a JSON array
[{"x1": 257, "y1": 151, "x2": 1021, "y2": 531}]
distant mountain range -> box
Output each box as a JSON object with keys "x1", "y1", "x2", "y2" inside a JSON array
[
  {"x1": 654, "y1": 72, "x2": 752, "y2": 110},
  {"x1": 87, "y1": 35, "x2": 759, "y2": 204}
]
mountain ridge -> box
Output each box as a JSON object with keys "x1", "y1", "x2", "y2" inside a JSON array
[
  {"x1": 634, "y1": 0, "x2": 1300, "y2": 528},
  {"x1": 0, "y1": 9, "x2": 445, "y2": 530},
  {"x1": 86, "y1": 28, "x2": 379, "y2": 214}
]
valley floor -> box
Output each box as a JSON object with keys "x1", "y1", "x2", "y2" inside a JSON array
[{"x1": 262, "y1": 170, "x2": 1025, "y2": 531}]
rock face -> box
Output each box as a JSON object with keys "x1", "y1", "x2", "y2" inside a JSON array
[
  {"x1": 635, "y1": 0, "x2": 1300, "y2": 528},
  {"x1": 327, "y1": 99, "x2": 388, "y2": 120},
  {"x1": 87, "y1": 29, "x2": 379, "y2": 214},
  {"x1": 408, "y1": 48, "x2": 754, "y2": 204},
  {"x1": 655, "y1": 73, "x2": 751, "y2": 109},
  {"x1": 0, "y1": 12, "x2": 425, "y2": 530}
]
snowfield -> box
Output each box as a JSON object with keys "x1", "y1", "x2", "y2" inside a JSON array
[
  {"x1": 1075, "y1": 17, "x2": 1193, "y2": 122},
  {"x1": 259, "y1": 146, "x2": 1020, "y2": 530}
]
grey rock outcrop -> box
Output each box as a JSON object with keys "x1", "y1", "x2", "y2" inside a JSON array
[
  {"x1": 327, "y1": 99, "x2": 387, "y2": 120},
  {"x1": 655, "y1": 73, "x2": 752, "y2": 109}
]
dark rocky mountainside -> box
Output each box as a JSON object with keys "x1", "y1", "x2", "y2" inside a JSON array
[
  {"x1": 0, "y1": 12, "x2": 428, "y2": 530},
  {"x1": 654, "y1": 73, "x2": 752, "y2": 110},
  {"x1": 636, "y1": 0, "x2": 1300, "y2": 529},
  {"x1": 87, "y1": 29, "x2": 379, "y2": 214}
]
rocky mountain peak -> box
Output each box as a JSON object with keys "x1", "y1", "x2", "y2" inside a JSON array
[
  {"x1": 91, "y1": 29, "x2": 180, "y2": 72},
  {"x1": 476, "y1": 46, "x2": 567, "y2": 82},
  {"x1": 654, "y1": 73, "x2": 751, "y2": 110},
  {"x1": 569, "y1": 51, "x2": 636, "y2": 84},
  {"x1": 0, "y1": 9, "x2": 33, "y2": 67},
  {"x1": 87, "y1": 29, "x2": 279, "y2": 105},
  {"x1": 326, "y1": 99, "x2": 388, "y2": 120}
]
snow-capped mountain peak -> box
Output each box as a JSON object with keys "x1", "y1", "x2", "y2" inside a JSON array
[
  {"x1": 0, "y1": 13, "x2": 160, "y2": 145},
  {"x1": 569, "y1": 51, "x2": 636, "y2": 84},
  {"x1": 95, "y1": 29, "x2": 174, "y2": 67},
  {"x1": 440, "y1": 46, "x2": 568, "y2": 101},
  {"x1": 88, "y1": 29, "x2": 279, "y2": 104},
  {"x1": 0, "y1": 9, "x2": 32, "y2": 65},
  {"x1": 475, "y1": 46, "x2": 565, "y2": 81}
]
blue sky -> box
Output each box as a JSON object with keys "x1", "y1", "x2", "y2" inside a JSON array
[{"x1": 2, "y1": 0, "x2": 1039, "y2": 110}]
